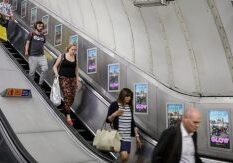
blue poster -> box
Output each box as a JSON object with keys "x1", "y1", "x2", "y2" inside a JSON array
[
  {"x1": 108, "y1": 63, "x2": 120, "y2": 92},
  {"x1": 166, "y1": 103, "x2": 184, "y2": 128},
  {"x1": 69, "y1": 35, "x2": 78, "y2": 45},
  {"x1": 87, "y1": 48, "x2": 97, "y2": 74},
  {"x1": 134, "y1": 83, "x2": 148, "y2": 114},
  {"x1": 209, "y1": 110, "x2": 230, "y2": 149}
]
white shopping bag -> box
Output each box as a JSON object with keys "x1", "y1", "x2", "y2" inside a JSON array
[{"x1": 50, "y1": 77, "x2": 62, "y2": 106}]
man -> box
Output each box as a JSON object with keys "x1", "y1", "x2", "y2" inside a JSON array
[
  {"x1": 152, "y1": 107, "x2": 202, "y2": 163},
  {"x1": 0, "y1": 0, "x2": 13, "y2": 27},
  {"x1": 25, "y1": 21, "x2": 48, "y2": 85}
]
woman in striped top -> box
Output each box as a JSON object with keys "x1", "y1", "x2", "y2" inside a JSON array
[{"x1": 106, "y1": 88, "x2": 141, "y2": 163}]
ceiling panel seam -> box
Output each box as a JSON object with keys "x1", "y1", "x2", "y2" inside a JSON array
[
  {"x1": 174, "y1": 1, "x2": 201, "y2": 94},
  {"x1": 207, "y1": 0, "x2": 233, "y2": 83},
  {"x1": 103, "y1": 0, "x2": 116, "y2": 50},
  {"x1": 139, "y1": 8, "x2": 154, "y2": 74},
  {"x1": 158, "y1": 9, "x2": 175, "y2": 88},
  {"x1": 120, "y1": 0, "x2": 135, "y2": 62},
  {"x1": 90, "y1": 0, "x2": 100, "y2": 40}
]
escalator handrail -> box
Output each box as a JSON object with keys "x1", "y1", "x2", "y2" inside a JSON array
[{"x1": 0, "y1": 108, "x2": 37, "y2": 163}]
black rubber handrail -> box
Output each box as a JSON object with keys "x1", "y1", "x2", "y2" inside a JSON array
[{"x1": 0, "y1": 108, "x2": 37, "y2": 163}]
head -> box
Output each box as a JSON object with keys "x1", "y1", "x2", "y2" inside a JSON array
[
  {"x1": 182, "y1": 107, "x2": 202, "y2": 134},
  {"x1": 3, "y1": 0, "x2": 9, "y2": 3},
  {"x1": 117, "y1": 88, "x2": 133, "y2": 106},
  {"x1": 34, "y1": 21, "x2": 44, "y2": 33},
  {"x1": 66, "y1": 44, "x2": 77, "y2": 55}
]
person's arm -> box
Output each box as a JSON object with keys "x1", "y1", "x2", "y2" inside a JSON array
[
  {"x1": 152, "y1": 129, "x2": 173, "y2": 163},
  {"x1": 75, "y1": 58, "x2": 80, "y2": 87},
  {"x1": 24, "y1": 41, "x2": 30, "y2": 56},
  {"x1": 106, "y1": 102, "x2": 123, "y2": 123},
  {"x1": 53, "y1": 55, "x2": 62, "y2": 78}
]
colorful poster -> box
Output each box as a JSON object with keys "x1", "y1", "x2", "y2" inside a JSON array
[
  {"x1": 134, "y1": 83, "x2": 148, "y2": 114},
  {"x1": 69, "y1": 34, "x2": 78, "y2": 45},
  {"x1": 54, "y1": 24, "x2": 62, "y2": 46},
  {"x1": 11, "y1": 0, "x2": 17, "y2": 11},
  {"x1": 21, "y1": 0, "x2": 27, "y2": 18},
  {"x1": 42, "y1": 15, "x2": 49, "y2": 35},
  {"x1": 87, "y1": 48, "x2": 97, "y2": 74},
  {"x1": 209, "y1": 110, "x2": 230, "y2": 149},
  {"x1": 108, "y1": 63, "x2": 120, "y2": 92},
  {"x1": 30, "y1": 7, "x2": 37, "y2": 25},
  {"x1": 166, "y1": 103, "x2": 184, "y2": 128}
]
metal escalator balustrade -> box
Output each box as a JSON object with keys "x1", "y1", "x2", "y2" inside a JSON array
[{"x1": 1, "y1": 41, "x2": 116, "y2": 162}]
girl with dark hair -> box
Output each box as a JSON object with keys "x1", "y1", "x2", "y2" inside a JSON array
[
  {"x1": 53, "y1": 44, "x2": 80, "y2": 125},
  {"x1": 106, "y1": 88, "x2": 142, "y2": 163}
]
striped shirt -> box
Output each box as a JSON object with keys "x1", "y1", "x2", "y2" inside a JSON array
[{"x1": 118, "y1": 104, "x2": 132, "y2": 142}]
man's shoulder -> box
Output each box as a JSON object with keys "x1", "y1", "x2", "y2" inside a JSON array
[{"x1": 163, "y1": 125, "x2": 180, "y2": 136}]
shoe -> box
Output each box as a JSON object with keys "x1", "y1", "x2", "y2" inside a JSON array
[{"x1": 67, "y1": 119, "x2": 73, "y2": 126}]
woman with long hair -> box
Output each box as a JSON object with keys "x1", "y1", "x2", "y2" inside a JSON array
[
  {"x1": 106, "y1": 88, "x2": 142, "y2": 163},
  {"x1": 53, "y1": 44, "x2": 80, "y2": 125}
]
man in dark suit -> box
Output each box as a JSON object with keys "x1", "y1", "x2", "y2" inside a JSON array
[{"x1": 152, "y1": 107, "x2": 202, "y2": 163}]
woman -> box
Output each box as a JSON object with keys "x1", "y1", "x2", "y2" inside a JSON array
[
  {"x1": 53, "y1": 44, "x2": 80, "y2": 125},
  {"x1": 106, "y1": 88, "x2": 142, "y2": 163}
]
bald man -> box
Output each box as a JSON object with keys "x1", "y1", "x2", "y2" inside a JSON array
[{"x1": 152, "y1": 107, "x2": 202, "y2": 163}]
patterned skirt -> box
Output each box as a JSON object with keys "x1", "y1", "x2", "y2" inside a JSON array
[{"x1": 59, "y1": 76, "x2": 76, "y2": 114}]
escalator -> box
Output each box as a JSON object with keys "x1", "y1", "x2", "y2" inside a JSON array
[
  {"x1": 0, "y1": 40, "x2": 116, "y2": 162},
  {"x1": 4, "y1": 19, "x2": 232, "y2": 163},
  {"x1": 0, "y1": 108, "x2": 36, "y2": 163}
]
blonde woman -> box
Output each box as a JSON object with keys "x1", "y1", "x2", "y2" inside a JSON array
[{"x1": 53, "y1": 44, "x2": 80, "y2": 125}]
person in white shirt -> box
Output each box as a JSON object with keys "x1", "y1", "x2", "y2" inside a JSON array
[
  {"x1": 152, "y1": 107, "x2": 202, "y2": 163},
  {"x1": 0, "y1": 0, "x2": 13, "y2": 27}
]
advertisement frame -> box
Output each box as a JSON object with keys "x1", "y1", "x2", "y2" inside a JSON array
[
  {"x1": 54, "y1": 24, "x2": 62, "y2": 47},
  {"x1": 134, "y1": 82, "x2": 148, "y2": 115},
  {"x1": 42, "y1": 15, "x2": 49, "y2": 35},
  {"x1": 30, "y1": 7, "x2": 37, "y2": 26},
  {"x1": 87, "y1": 47, "x2": 97, "y2": 74},
  {"x1": 107, "y1": 63, "x2": 120, "y2": 92},
  {"x1": 21, "y1": 0, "x2": 27, "y2": 18},
  {"x1": 166, "y1": 103, "x2": 184, "y2": 128},
  {"x1": 207, "y1": 109, "x2": 232, "y2": 151}
]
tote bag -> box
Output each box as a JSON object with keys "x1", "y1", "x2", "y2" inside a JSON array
[
  {"x1": 50, "y1": 77, "x2": 62, "y2": 106},
  {"x1": 93, "y1": 127, "x2": 121, "y2": 152}
]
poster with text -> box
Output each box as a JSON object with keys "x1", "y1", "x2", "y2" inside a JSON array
[
  {"x1": 54, "y1": 24, "x2": 62, "y2": 46},
  {"x1": 166, "y1": 103, "x2": 184, "y2": 128},
  {"x1": 30, "y1": 7, "x2": 37, "y2": 25},
  {"x1": 12, "y1": 0, "x2": 17, "y2": 11},
  {"x1": 42, "y1": 15, "x2": 49, "y2": 35},
  {"x1": 134, "y1": 83, "x2": 148, "y2": 114},
  {"x1": 21, "y1": 0, "x2": 27, "y2": 18},
  {"x1": 108, "y1": 63, "x2": 120, "y2": 92},
  {"x1": 69, "y1": 34, "x2": 78, "y2": 45},
  {"x1": 87, "y1": 48, "x2": 97, "y2": 74},
  {"x1": 209, "y1": 110, "x2": 230, "y2": 149}
]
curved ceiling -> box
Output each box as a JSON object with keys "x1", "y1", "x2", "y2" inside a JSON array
[{"x1": 30, "y1": 0, "x2": 233, "y2": 96}]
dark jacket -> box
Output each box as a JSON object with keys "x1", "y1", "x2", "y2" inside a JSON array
[
  {"x1": 152, "y1": 124, "x2": 202, "y2": 163},
  {"x1": 106, "y1": 101, "x2": 136, "y2": 137}
]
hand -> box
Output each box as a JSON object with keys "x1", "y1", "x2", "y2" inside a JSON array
[
  {"x1": 136, "y1": 136, "x2": 142, "y2": 149},
  {"x1": 76, "y1": 81, "x2": 82, "y2": 90},
  {"x1": 115, "y1": 109, "x2": 124, "y2": 116}
]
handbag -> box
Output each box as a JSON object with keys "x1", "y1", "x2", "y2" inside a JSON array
[
  {"x1": 93, "y1": 123, "x2": 121, "y2": 152},
  {"x1": 50, "y1": 77, "x2": 62, "y2": 106}
]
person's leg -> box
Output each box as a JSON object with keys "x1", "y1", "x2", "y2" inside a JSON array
[
  {"x1": 120, "y1": 141, "x2": 131, "y2": 163},
  {"x1": 38, "y1": 55, "x2": 48, "y2": 85},
  {"x1": 28, "y1": 56, "x2": 38, "y2": 81},
  {"x1": 59, "y1": 77, "x2": 76, "y2": 125}
]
